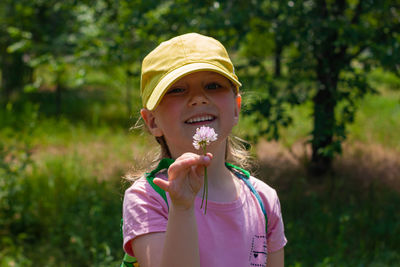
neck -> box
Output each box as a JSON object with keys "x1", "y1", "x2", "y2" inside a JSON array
[
  {"x1": 198, "y1": 141, "x2": 240, "y2": 203},
  {"x1": 206, "y1": 146, "x2": 232, "y2": 185}
]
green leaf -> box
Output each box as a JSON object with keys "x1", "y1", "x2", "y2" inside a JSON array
[{"x1": 7, "y1": 40, "x2": 31, "y2": 53}]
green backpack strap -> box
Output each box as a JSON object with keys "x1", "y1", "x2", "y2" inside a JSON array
[
  {"x1": 145, "y1": 158, "x2": 175, "y2": 210},
  {"x1": 120, "y1": 253, "x2": 138, "y2": 267},
  {"x1": 225, "y1": 162, "x2": 269, "y2": 233}
]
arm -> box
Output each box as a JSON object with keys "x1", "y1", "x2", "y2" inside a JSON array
[
  {"x1": 267, "y1": 248, "x2": 284, "y2": 267},
  {"x1": 131, "y1": 206, "x2": 198, "y2": 267},
  {"x1": 132, "y1": 153, "x2": 212, "y2": 267},
  {"x1": 131, "y1": 233, "x2": 165, "y2": 267}
]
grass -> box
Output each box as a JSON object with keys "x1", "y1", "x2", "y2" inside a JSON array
[
  {"x1": 347, "y1": 89, "x2": 400, "y2": 151},
  {"x1": 278, "y1": 173, "x2": 400, "y2": 266},
  {"x1": 1, "y1": 67, "x2": 400, "y2": 266},
  {"x1": 1, "y1": 153, "x2": 124, "y2": 266},
  {"x1": 274, "y1": 87, "x2": 400, "y2": 152}
]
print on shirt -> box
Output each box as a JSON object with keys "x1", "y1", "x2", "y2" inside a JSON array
[{"x1": 249, "y1": 234, "x2": 267, "y2": 267}]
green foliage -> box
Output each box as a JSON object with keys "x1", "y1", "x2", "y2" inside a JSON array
[
  {"x1": 20, "y1": 155, "x2": 122, "y2": 266},
  {"x1": 0, "y1": 101, "x2": 127, "y2": 265},
  {"x1": 0, "y1": 102, "x2": 37, "y2": 266},
  {"x1": 0, "y1": 155, "x2": 124, "y2": 266},
  {"x1": 0, "y1": 130, "x2": 124, "y2": 265},
  {"x1": 241, "y1": 0, "x2": 399, "y2": 174},
  {"x1": 368, "y1": 67, "x2": 400, "y2": 91}
]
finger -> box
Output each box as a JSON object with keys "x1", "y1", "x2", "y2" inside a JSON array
[
  {"x1": 153, "y1": 178, "x2": 169, "y2": 192},
  {"x1": 168, "y1": 154, "x2": 210, "y2": 178},
  {"x1": 193, "y1": 153, "x2": 213, "y2": 177},
  {"x1": 204, "y1": 152, "x2": 213, "y2": 166}
]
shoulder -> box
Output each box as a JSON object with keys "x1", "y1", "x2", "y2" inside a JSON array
[
  {"x1": 247, "y1": 175, "x2": 283, "y2": 225},
  {"x1": 123, "y1": 176, "x2": 151, "y2": 205},
  {"x1": 123, "y1": 174, "x2": 168, "y2": 218},
  {"x1": 248, "y1": 176, "x2": 279, "y2": 205},
  {"x1": 122, "y1": 173, "x2": 169, "y2": 256}
]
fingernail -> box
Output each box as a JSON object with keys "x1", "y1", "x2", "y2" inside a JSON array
[{"x1": 204, "y1": 155, "x2": 210, "y2": 161}]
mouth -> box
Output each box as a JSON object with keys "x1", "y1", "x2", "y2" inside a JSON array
[{"x1": 185, "y1": 114, "x2": 216, "y2": 125}]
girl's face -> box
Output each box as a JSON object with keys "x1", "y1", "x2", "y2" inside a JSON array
[{"x1": 141, "y1": 71, "x2": 241, "y2": 158}]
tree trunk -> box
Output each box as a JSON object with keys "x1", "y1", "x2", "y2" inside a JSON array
[
  {"x1": 274, "y1": 43, "x2": 282, "y2": 78},
  {"x1": 310, "y1": 87, "x2": 335, "y2": 175},
  {"x1": 55, "y1": 71, "x2": 62, "y2": 116},
  {"x1": 310, "y1": 68, "x2": 339, "y2": 176},
  {"x1": 1, "y1": 51, "x2": 32, "y2": 103}
]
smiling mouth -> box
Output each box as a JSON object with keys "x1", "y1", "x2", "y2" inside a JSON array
[{"x1": 185, "y1": 115, "x2": 216, "y2": 124}]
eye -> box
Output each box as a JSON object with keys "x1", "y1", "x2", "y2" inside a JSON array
[
  {"x1": 166, "y1": 87, "x2": 185, "y2": 94},
  {"x1": 205, "y1": 82, "x2": 222, "y2": 90}
]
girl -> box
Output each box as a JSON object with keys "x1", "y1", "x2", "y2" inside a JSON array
[{"x1": 122, "y1": 33, "x2": 287, "y2": 267}]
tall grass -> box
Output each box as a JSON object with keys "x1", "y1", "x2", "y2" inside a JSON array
[
  {"x1": 273, "y1": 172, "x2": 400, "y2": 266},
  {"x1": 0, "y1": 101, "x2": 143, "y2": 266},
  {"x1": 1, "y1": 154, "x2": 125, "y2": 266}
]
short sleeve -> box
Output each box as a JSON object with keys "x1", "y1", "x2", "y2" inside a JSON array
[
  {"x1": 266, "y1": 191, "x2": 287, "y2": 252},
  {"x1": 122, "y1": 176, "x2": 169, "y2": 256},
  {"x1": 250, "y1": 176, "x2": 287, "y2": 253}
]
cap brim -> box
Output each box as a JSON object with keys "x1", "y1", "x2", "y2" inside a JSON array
[{"x1": 146, "y1": 62, "x2": 242, "y2": 110}]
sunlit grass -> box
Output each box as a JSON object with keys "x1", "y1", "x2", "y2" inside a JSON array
[
  {"x1": 273, "y1": 88, "x2": 400, "y2": 152},
  {"x1": 347, "y1": 89, "x2": 400, "y2": 151}
]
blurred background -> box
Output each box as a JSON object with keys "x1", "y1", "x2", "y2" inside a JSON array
[{"x1": 1, "y1": 0, "x2": 399, "y2": 266}]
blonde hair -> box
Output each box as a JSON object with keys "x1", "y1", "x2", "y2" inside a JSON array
[{"x1": 124, "y1": 118, "x2": 254, "y2": 182}]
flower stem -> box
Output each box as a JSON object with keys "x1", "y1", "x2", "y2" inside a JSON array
[
  {"x1": 205, "y1": 166, "x2": 208, "y2": 214},
  {"x1": 201, "y1": 166, "x2": 206, "y2": 209},
  {"x1": 200, "y1": 145, "x2": 208, "y2": 214}
]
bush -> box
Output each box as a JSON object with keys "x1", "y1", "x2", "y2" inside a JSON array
[{"x1": 0, "y1": 102, "x2": 38, "y2": 266}]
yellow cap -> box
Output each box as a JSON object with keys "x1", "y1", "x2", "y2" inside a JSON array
[{"x1": 140, "y1": 33, "x2": 242, "y2": 110}]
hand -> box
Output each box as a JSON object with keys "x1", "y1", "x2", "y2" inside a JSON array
[{"x1": 153, "y1": 152, "x2": 212, "y2": 210}]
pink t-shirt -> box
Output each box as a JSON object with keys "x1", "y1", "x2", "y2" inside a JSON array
[{"x1": 123, "y1": 171, "x2": 287, "y2": 267}]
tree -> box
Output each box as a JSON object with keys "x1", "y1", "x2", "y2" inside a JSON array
[
  {"x1": 0, "y1": 0, "x2": 87, "y2": 113},
  {"x1": 289, "y1": 0, "x2": 399, "y2": 174},
  {"x1": 243, "y1": 0, "x2": 400, "y2": 175},
  {"x1": 0, "y1": 0, "x2": 34, "y2": 102}
]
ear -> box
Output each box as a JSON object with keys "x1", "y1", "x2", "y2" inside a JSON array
[
  {"x1": 140, "y1": 108, "x2": 163, "y2": 137},
  {"x1": 233, "y1": 94, "x2": 242, "y2": 124}
]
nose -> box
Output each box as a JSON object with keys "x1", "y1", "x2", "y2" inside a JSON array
[{"x1": 188, "y1": 89, "x2": 209, "y2": 106}]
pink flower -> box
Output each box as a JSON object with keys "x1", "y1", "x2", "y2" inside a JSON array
[{"x1": 192, "y1": 126, "x2": 218, "y2": 150}]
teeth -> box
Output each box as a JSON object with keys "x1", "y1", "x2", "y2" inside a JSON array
[{"x1": 186, "y1": 115, "x2": 214, "y2": 124}]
